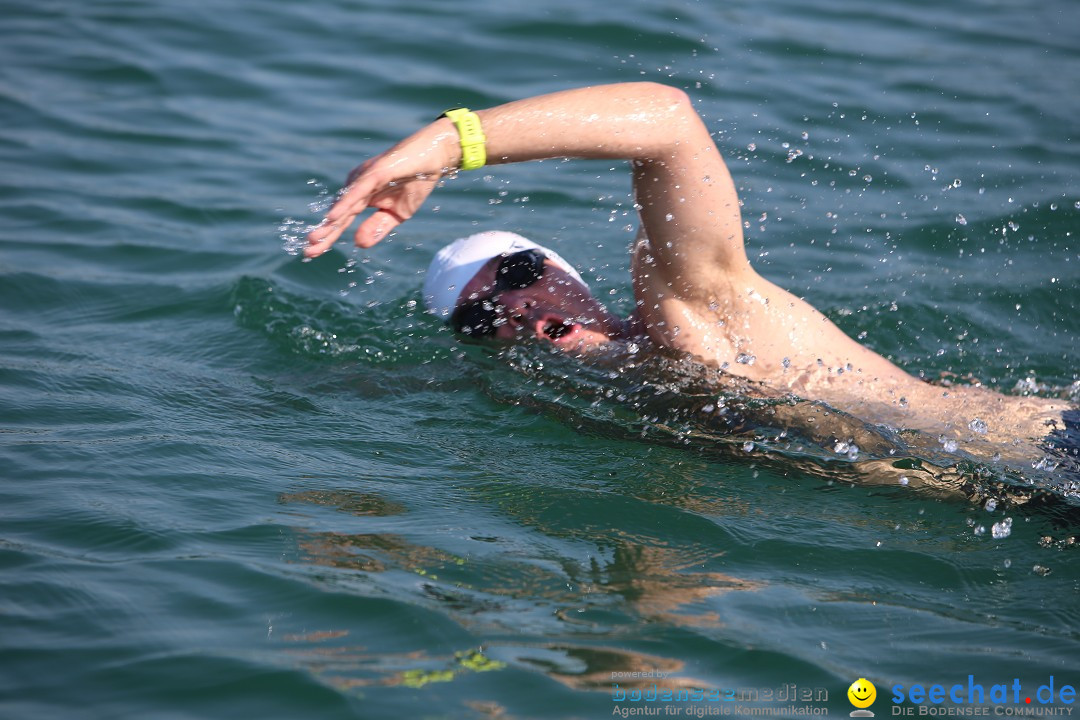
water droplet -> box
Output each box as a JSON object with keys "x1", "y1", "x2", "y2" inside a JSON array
[
  {"x1": 973, "y1": 525, "x2": 986, "y2": 536},
  {"x1": 743, "y1": 441, "x2": 755, "y2": 452},
  {"x1": 1032, "y1": 564, "x2": 1052, "y2": 576},
  {"x1": 735, "y1": 352, "x2": 756, "y2": 365},
  {"x1": 984, "y1": 498, "x2": 997, "y2": 512},
  {"x1": 991, "y1": 518, "x2": 1013, "y2": 539},
  {"x1": 665, "y1": 213, "x2": 674, "y2": 222},
  {"x1": 969, "y1": 418, "x2": 988, "y2": 435},
  {"x1": 899, "y1": 475, "x2": 909, "y2": 486},
  {"x1": 955, "y1": 214, "x2": 967, "y2": 226},
  {"x1": 941, "y1": 438, "x2": 958, "y2": 453}
]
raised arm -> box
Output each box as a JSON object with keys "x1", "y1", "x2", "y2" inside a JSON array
[{"x1": 304, "y1": 82, "x2": 748, "y2": 287}]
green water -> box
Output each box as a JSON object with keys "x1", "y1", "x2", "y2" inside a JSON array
[{"x1": 1, "y1": 1, "x2": 1078, "y2": 718}]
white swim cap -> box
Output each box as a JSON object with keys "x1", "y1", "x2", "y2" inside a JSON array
[{"x1": 422, "y1": 231, "x2": 587, "y2": 319}]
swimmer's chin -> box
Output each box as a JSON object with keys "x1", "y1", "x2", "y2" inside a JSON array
[{"x1": 548, "y1": 328, "x2": 655, "y2": 365}]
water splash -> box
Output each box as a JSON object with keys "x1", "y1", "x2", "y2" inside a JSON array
[
  {"x1": 280, "y1": 179, "x2": 335, "y2": 256},
  {"x1": 279, "y1": 215, "x2": 309, "y2": 256},
  {"x1": 833, "y1": 441, "x2": 860, "y2": 461},
  {"x1": 991, "y1": 518, "x2": 1013, "y2": 539}
]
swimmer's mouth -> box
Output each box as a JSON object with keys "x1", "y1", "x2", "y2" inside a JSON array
[{"x1": 543, "y1": 319, "x2": 576, "y2": 341}]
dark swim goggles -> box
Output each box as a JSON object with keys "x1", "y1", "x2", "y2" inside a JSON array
[{"x1": 450, "y1": 249, "x2": 547, "y2": 337}]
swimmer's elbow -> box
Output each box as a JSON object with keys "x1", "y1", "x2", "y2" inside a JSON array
[
  {"x1": 623, "y1": 83, "x2": 707, "y2": 153},
  {"x1": 598, "y1": 83, "x2": 697, "y2": 126},
  {"x1": 631, "y1": 82, "x2": 694, "y2": 114}
]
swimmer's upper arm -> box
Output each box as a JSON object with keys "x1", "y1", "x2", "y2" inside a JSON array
[
  {"x1": 628, "y1": 86, "x2": 750, "y2": 296},
  {"x1": 473, "y1": 83, "x2": 748, "y2": 289}
]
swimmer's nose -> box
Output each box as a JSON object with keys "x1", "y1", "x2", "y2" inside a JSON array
[{"x1": 497, "y1": 296, "x2": 535, "y2": 334}]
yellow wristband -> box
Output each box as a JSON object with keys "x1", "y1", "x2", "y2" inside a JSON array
[{"x1": 441, "y1": 108, "x2": 486, "y2": 171}]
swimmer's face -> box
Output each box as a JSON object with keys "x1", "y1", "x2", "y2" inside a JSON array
[{"x1": 453, "y1": 253, "x2": 624, "y2": 351}]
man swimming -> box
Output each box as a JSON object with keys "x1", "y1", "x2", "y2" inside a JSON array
[{"x1": 305, "y1": 82, "x2": 1069, "y2": 458}]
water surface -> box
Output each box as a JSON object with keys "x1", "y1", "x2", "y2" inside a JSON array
[{"x1": 2, "y1": 0, "x2": 1078, "y2": 718}]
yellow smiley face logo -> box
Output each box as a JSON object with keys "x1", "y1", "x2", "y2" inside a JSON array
[{"x1": 848, "y1": 678, "x2": 877, "y2": 709}]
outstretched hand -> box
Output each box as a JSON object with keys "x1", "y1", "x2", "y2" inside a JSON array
[{"x1": 304, "y1": 125, "x2": 453, "y2": 258}]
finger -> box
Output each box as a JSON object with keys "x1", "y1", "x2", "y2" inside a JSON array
[
  {"x1": 304, "y1": 177, "x2": 381, "y2": 257},
  {"x1": 323, "y1": 185, "x2": 368, "y2": 226},
  {"x1": 304, "y1": 223, "x2": 344, "y2": 257},
  {"x1": 307, "y1": 209, "x2": 347, "y2": 241},
  {"x1": 355, "y1": 209, "x2": 404, "y2": 249},
  {"x1": 306, "y1": 204, "x2": 367, "y2": 257},
  {"x1": 335, "y1": 158, "x2": 392, "y2": 216}
]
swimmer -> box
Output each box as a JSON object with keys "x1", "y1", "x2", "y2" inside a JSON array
[{"x1": 305, "y1": 83, "x2": 1070, "y2": 457}]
